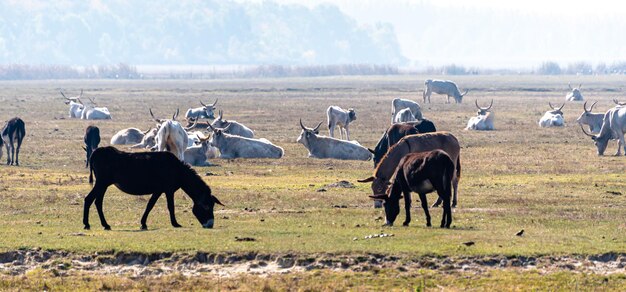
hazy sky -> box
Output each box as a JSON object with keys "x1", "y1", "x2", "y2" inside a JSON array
[{"x1": 255, "y1": 0, "x2": 626, "y2": 68}]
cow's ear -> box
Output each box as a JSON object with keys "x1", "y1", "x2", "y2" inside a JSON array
[
  {"x1": 368, "y1": 148, "x2": 375, "y2": 154},
  {"x1": 357, "y1": 176, "x2": 375, "y2": 183}
]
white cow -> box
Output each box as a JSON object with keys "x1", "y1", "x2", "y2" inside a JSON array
[
  {"x1": 466, "y1": 99, "x2": 495, "y2": 130},
  {"x1": 184, "y1": 135, "x2": 219, "y2": 166},
  {"x1": 391, "y1": 98, "x2": 423, "y2": 123},
  {"x1": 185, "y1": 99, "x2": 218, "y2": 120},
  {"x1": 110, "y1": 128, "x2": 148, "y2": 145},
  {"x1": 393, "y1": 108, "x2": 417, "y2": 124},
  {"x1": 326, "y1": 106, "x2": 356, "y2": 140},
  {"x1": 151, "y1": 109, "x2": 188, "y2": 161},
  {"x1": 566, "y1": 83, "x2": 584, "y2": 101},
  {"x1": 423, "y1": 79, "x2": 469, "y2": 103},
  {"x1": 297, "y1": 119, "x2": 372, "y2": 161},
  {"x1": 576, "y1": 101, "x2": 604, "y2": 134},
  {"x1": 539, "y1": 102, "x2": 565, "y2": 127},
  {"x1": 60, "y1": 90, "x2": 84, "y2": 118},
  {"x1": 210, "y1": 110, "x2": 254, "y2": 138},
  {"x1": 130, "y1": 127, "x2": 159, "y2": 149},
  {"x1": 207, "y1": 124, "x2": 283, "y2": 159},
  {"x1": 80, "y1": 96, "x2": 111, "y2": 120},
  {"x1": 581, "y1": 106, "x2": 626, "y2": 156}
]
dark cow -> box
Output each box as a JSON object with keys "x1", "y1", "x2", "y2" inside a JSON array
[
  {"x1": 370, "y1": 119, "x2": 437, "y2": 167},
  {"x1": 84, "y1": 146, "x2": 224, "y2": 230},
  {"x1": 83, "y1": 125, "x2": 101, "y2": 168},
  {"x1": 1, "y1": 117, "x2": 26, "y2": 166},
  {"x1": 367, "y1": 150, "x2": 454, "y2": 228}
]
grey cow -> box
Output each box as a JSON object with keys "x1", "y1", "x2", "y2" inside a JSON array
[
  {"x1": 210, "y1": 110, "x2": 254, "y2": 138},
  {"x1": 423, "y1": 79, "x2": 468, "y2": 103},
  {"x1": 297, "y1": 119, "x2": 372, "y2": 161},
  {"x1": 566, "y1": 83, "x2": 584, "y2": 101},
  {"x1": 576, "y1": 101, "x2": 603, "y2": 134},
  {"x1": 391, "y1": 98, "x2": 423, "y2": 123},
  {"x1": 326, "y1": 106, "x2": 356, "y2": 140},
  {"x1": 208, "y1": 125, "x2": 283, "y2": 159},
  {"x1": 185, "y1": 99, "x2": 218, "y2": 120}
]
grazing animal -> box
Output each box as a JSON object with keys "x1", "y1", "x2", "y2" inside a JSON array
[
  {"x1": 394, "y1": 108, "x2": 417, "y2": 124},
  {"x1": 208, "y1": 124, "x2": 283, "y2": 159},
  {"x1": 83, "y1": 146, "x2": 223, "y2": 230},
  {"x1": 1, "y1": 118, "x2": 26, "y2": 166},
  {"x1": 370, "y1": 119, "x2": 437, "y2": 167},
  {"x1": 539, "y1": 102, "x2": 565, "y2": 127},
  {"x1": 130, "y1": 127, "x2": 158, "y2": 149},
  {"x1": 150, "y1": 109, "x2": 189, "y2": 161},
  {"x1": 368, "y1": 150, "x2": 454, "y2": 228},
  {"x1": 298, "y1": 119, "x2": 372, "y2": 161},
  {"x1": 391, "y1": 98, "x2": 423, "y2": 123},
  {"x1": 210, "y1": 110, "x2": 254, "y2": 138},
  {"x1": 61, "y1": 90, "x2": 85, "y2": 118},
  {"x1": 111, "y1": 128, "x2": 147, "y2": 145},
  {"x1": 580, "y1": 106, "x2": 626, "y2": 156},
  {"x1": 359, "y1": 132, "x2": 461, "y2": 208},
  {"x1": 185, "y1": 99, "x2": 218, "y2": 120},
  {"x1": 83, "y1": 125, "x2": 101, "y2": 168},
  {"x1": 566, "y1": 83, "x2": 584, "y2": 101},
  {"x1": 184, "y1": 135, "x2": 219, "y2": 166},
  {"x1": 423, "y1": 79, "x2": 469, "y2": 103},
  {"x1": 576, "y1": 101, "x2": 604, "y2": 134},
  {"x1": 326, "y1": 106, "x2": 356, "y2": 140},
  {"x1": 466, "y1": 99, "x2": 495, "y2": 130}
]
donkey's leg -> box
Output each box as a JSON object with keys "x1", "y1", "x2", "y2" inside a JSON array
[
  {"x1": 4, "y1": 142, "x2": 10, "y2": 165},
  {"x1": 442, "y1": 196, "x2": 452, "y2": 228},
  {"x1": 418, "y1": 193, "x2": 431, "y2": 227},
  {"x1": 140, "y1": 193, "x2": 162, "y2": 230},
  {"x1": 165, "y1": 191, "x2": 182, "y2": 227},
  {"x1": 94, "y1": 186, "x2": 111, "y2": 230},
  {"x1": 14, "y1": 137, "x2": 22, "y2": 166},
  {"x1": 451, "y1": 175, "x2": 459, "y2": 208},
  {"x1": 83, "y1": 183, "x2": 107, "y2": 230},
  {"x1": 402, "y1": 191, "x2": 412, "y2": 226}
]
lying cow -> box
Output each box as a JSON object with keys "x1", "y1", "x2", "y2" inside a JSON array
[
  {"x1": 326, "y1": 106, "x2": 357, "y2": 140},
  {"x1": 566, "y1": 83, "x2": 584, "y2": 101},
  {"x1": 208, "y1": 124, "x2": 283, "y2": 159},
  {"x1": 210, "y1": 110, "x2": 254, "y2": 138},
  {"x1": 84, "y1": 146, "x2": 224, "y2": 230},
  {"x1": 130, "y1": 127, "x2": 158, "y2": 149},
  {"x1": 394, "y1": 108, "x2": 417, "y2": 124},
  {"x1": 391, "y1": 98, "x2": 423, "y2": 123},
  {"x1": 60, "y1": 90, "x2": 84, "y2": 118},
  {"x1": 111, "y1": 128, "x2": 148, "y2": 145},
  {"x1": 185, "y1": 99, "x2": 218, "y2": 120},
  {"x1": 298, "y1": 119, "x2": 371, "y2": 161},
  {"x1": 466, "y1": 99, "x2": 494, "y2": 130},
  {"x1": 539, "y1": 102, "x2": 565, "y2": 127},
  {"x1": 184, "y1": 135, "x2": 219, "y2": 166}
]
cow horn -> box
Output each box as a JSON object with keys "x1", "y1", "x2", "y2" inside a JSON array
[
  {"x1": 142, "y1": 128, "x2": 152, "y2": 135},
  {"x1": 299, "y1": 119, "x2": 306, "y2": 130},
  {"x1": 589, "y1": 101, "x2": 597, "y2": 112},
  {"x1": 557, "y1": 103, "x2": 565, "y2": 111},
  {"x1": 461, "y1": 89, "x2": 469, "y2": 96},
  {"x1": 88, "y1": 96, "x2": 96, "y2": 105},
  {"x1": 486, "y1": 99, "x2": 493, "y2": 111},
  {"x1": 568, "y1": 82, "x2": 573, "y2": 90},
  {"x1": 207, "y1": 122, "x2": 216, "y2": 132},
  {"x1": 200, "y1": 100, "x2": 207, "y2": 107},
  {"x1": 549, "y1": 102, "x2": 555, "y2": 109},
  {"x1": 614, "y1": 99, "x2": 626, "y2": 106},
  {"x1": 313, "y1": 121, "x2": 323, "y2": 132},
  {"x1": 79, "y1": 89, "x2": 83, "y2": 99},
  {"x1": 223, "y1": 122, "x2": 232, "y2": 132},
  {"x1": 583, "y1": 101, "x2": 589, "y2": 112},
  {"x1": 60, "y1": 90, "x2": 69, "y2": 99},
  {"x1": 357, "y1": 176, "x2": 375, "y2": 183},
  {"x1": 149, "y1": 108, "x2": 162, "y2": 123},
  {"x1": 211, "y1": 98, "x2": 218, "y2": 107},
  {"x1": 218, "y1": 110, "x2": 223, "y2": 120},
  {"x1": 578, "y1": 83, "x2": 582, "y2": 89},
  {"x1": 579, "y1": 124, "x2": 595, "y2": 138},
  {"x1": 474, "y1": 99, "x2": 481, "y2": 110},
  {"x1": 184, "y1": 118, "x2": 198, "y2": 130}
]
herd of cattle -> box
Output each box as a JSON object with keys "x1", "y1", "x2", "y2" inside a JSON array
[{"x1": 2, "y1": 78, "x2": 626, "y2": 230}]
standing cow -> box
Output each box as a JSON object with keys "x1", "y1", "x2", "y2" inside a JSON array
[
  {"x1": 150, "y1": 109, "x2": 188, "y2": 161},
  {"x1": 83, "y1": 125, "x2": 101, "y2": 168},
  {"x1": 391, "y1": 98, "x2": 423, "y2": 123},
  {"x1": 423, "y1": 79, "x2": 469, "y2": 103},
  {"x1": 581, "y1": 106, "x2": 626, "y2": 156},
  {"x1": 326, "y1": 106, "x2": 356, "y2": 140},
  {"x1": 576, "y1": 101, "x2": 604, "y2": 134},
  {"x1": 1, "y1": 117, "x2": 26, "y2": 166}
]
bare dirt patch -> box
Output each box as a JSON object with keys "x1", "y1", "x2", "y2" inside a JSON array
[{"x1": 0, "y1": 249, "x2": 624, "y2": 278}]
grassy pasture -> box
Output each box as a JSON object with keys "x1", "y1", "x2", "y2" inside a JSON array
[{"x1": 0, "y1": 75, "x2": 625, "y2": 290}]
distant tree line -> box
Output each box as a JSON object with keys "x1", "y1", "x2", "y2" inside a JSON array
[{"x1": 0, "y1": 63, "x2": 139, "y2": 80}]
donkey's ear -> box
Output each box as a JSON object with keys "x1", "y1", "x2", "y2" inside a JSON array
[
  {"x1": 357, "y1": 176, "x2": 375, "y2": 183},
  {"x1": 212, "y1": 196, "x2": 225, "y2": 206}
]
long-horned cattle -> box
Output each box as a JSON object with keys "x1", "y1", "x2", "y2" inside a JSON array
[
  {"x1": 150, "y1": 108, "x2": 188, "y2": 161},
  {"x1": 210, "y1": 110, "x2": 254, "y2": 138},
  {"x1": 614, "y1": 99, "x2": 626, "y2": 106},
  {"x1": 539, "y1": 102, "x2": 565, "y2": 127},
  {"x1": 130, "y1": 127, "x2": 158, "y2": 149},
  {"x1": 394, "y1": 108, "x2": 417, "y2": 124},
  {"x1": 576, "y1": 101, "x2": 603, "y2": 134},
  {"x1": 368, "y1": 150, "x2": 455, "y2": 228},
  {"x1": 326, "y1": 106, "x2": 356, "y2": 140},
  {"x1": 83, "y1": 146, "x2": 224, "y2": 230},
  {"x1": 358, "y1": 132, "x2": 461, "y2": 208},
  {"x1": 298, "y1": 120, "x2": 372, "y2": 161},
  {"x1": 185, "y1": 99, "x2": 218, "y2": 120},
  {"x1": 581, "y1": 105, "x2": 626, "y2": 156},
  {"x1": 466, "y1": 99, "x2": 495, "y2": 130},
  {"x1": 208, "y1": 124, "x2": 283, "y2": 159},
  {"x1": 184, "y1": 135, "x2": 219, "y2": 166},
  {"x1": 391, "y1": 98, "x2": 423, "y2": 123},
  {"x1": 370, "y1": 119, "x2": 437, "y2": 167},
  {"x1": 566, "y1": 83, "x2": 584, "y2": 101},
  {"x1": 423, "y1": 79, "x2": 469, "y2": 103},
  {"x1": 1, "y1": 117, "x2": 26, "y2": 166},
  {"x1": 80, "y1": 96, "x2": 111, "y2": 120},
  {"x1": 60, "y1": 90, "x2": 84, "y2": 118},
  {"x1": 83, "y1": 125, "x2": 100, "y2": 168},
  {"x1": 111, "y1": 128, "x2": 148, "y2": 145}
]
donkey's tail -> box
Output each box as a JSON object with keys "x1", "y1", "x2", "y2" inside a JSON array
[{"x1": 456, "y1": 155, "x2": 461, "y2": 179}]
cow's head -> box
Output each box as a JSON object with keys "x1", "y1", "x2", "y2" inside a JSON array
[
  {"x1": 475, "y1": 99, "x2": 493, "y2": 116},
  {"x1": 200, "y1": 99, "x2": 218, "y2": 119},
  {"x1": 348, "y1": 108, "x2": 357, "y2": 121},
  {"x1": 297, "y1": 119, "x2": 322, "y2": 145},
  {"x1": 456, "y1": 89, "x2": 469, "y2": 103},
  {"x1": 580, "y1": 124, "x2": 610, "y2": 155},
  {"x1": 61, "y1": 89, "x2": 84, "y2": 106},
  {"x1": 576, "y1": 101, "x2": 597, "y2": 124},
  {"x1": 207, "y1": 123, "x2": 225, "y2": 147},
  {"x1": 548, "y1": 102, "x2": 565, "y2": 116},
  {"x1": 210, "y1": 110, "x2": 229, "y2": 129},
  {"x1": 568, "y1": 83, "x2": 583, "y2": 100}
]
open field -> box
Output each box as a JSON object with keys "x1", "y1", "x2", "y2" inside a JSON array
[{"x1": 0, "y1": 75, "x2": 625, "y2": 290}]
